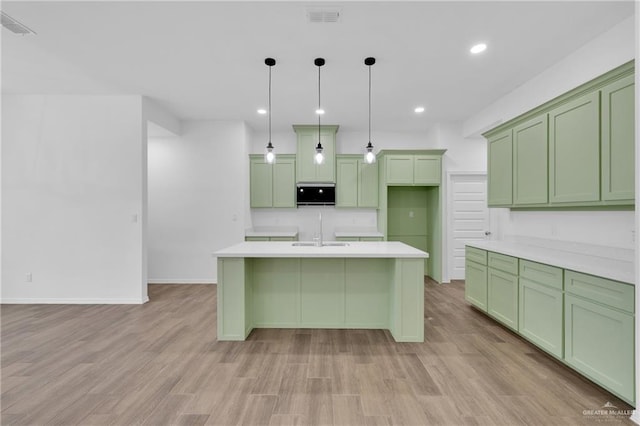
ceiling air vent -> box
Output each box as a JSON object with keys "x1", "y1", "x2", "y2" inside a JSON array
[
  {"x1": 1, "y1": 11, "x2": 36, "y2": 35},
  {"x1": 307, "y1": 8, "x2": 341, "y2": 24}
]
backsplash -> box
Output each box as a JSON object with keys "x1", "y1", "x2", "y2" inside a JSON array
[{"x1": 250, "y1": 207, "x2": 377, "y2": 241}]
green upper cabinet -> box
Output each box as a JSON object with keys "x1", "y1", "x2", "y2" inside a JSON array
[
  {"x1": 384, "y1": 152, "x2": 442, "y2": 186},
  {"x1": 359, "y1": 160, "x2": 379, "y2": 207},
  {"x1": 272, "y1": 157, "x2": 297, "y2": 207},
  {"x1": 250, "y1": 158, "x2": 273, "y2": 208},
  {"x1": 249, "y1": 154, "x2": 296, "y2": 208},
  {"x1": 601, "y1": 74, "x2": 635, "y2": 202},
  {"x1": 336, "y1": 155, "x2": 379, "y2": 208},
  {"x1": 293, "y1": 125, "x2": 338, "y2": 183},
  {"x1": 549, "y1": 91, "x2": 600, "y2": 204},
  {"x1": 487, "y1": 130, "x2": 513, "y2": 206},
  {"x1": 483, "y1": 61, "x2": 634, "y2": 209},
  {"x1": 513, "y1": 115, "x2": 548, "y2": 205},
  {"x1": 336, "y1": 157, "x2": 358, "y2": 207},
  {"x1": 385, "y1": 155, "x2": 414, "y2": 184},
  {"x1": 414, "y1": 155, "x2": 441, "y2": 185}
]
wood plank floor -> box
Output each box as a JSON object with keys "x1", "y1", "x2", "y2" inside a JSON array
[{"x1": 1, "y1": 280, "x2": 635, "y2": 425}]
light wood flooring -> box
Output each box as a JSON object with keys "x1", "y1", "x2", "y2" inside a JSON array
[{"x1": 1, "y1": 280, "x2": 635, "y2": 425}]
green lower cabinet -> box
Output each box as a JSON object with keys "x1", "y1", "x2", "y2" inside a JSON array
[
  {"x1": 487, "y1": 268, "x2": 518, "y2": 331},
  {"x1": 564, "y1": 294, "x2": 635, "y2": 404},
  {"x1": 519, "y1": 278, "x2": 563, "y2": 358},
  {"x1": 336, "y1": 236, "x2": 383, "y2": 242},
  {"x1": 245, "y1": 236, "x2": 297, "y2": 241},
  {"x1": 464, "y1": 259, "x2": 487, "y2": 312}
]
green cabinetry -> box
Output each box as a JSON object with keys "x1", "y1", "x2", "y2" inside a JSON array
[
  {"x1": 385, "y1": 154, "x2": 441, "y2": 186},
  {"x1": 336, "y1": 155, "x2": 378, "y2": 208},
  {"x1": 487, "y1": 252, "x2": 518, "y2": 331},
  {"x1": 293, "y1": 125, "x2": 338, "y2": 183},
  {"x1": 513, "y1": 115, "x2": 548, "y2": 205},
  {"x1": 601, "y1": 74, "x2": 635, "y2": 202},
  {"x1": 464, "y1": 247, "x2": 488, "y2": 311},
  {"x1": 487, "y1": 130, "x2": 513, "y2": 206},
  {"x1": 549, "y1": 92, "x2": 600, "y2": 203},
  {"x1": 518, "y1": 260, "x2": 563, "y2": 358},
  {"x1": 249, "y1": 155, "x2": 296, "y2": 208},
  {"x1": 245, "y1": 236, "x2": 297, "y2": 242},
  {"x1": 564, "y1": 271, "x2": 635, "y2": 404},
  {"x1": 465, "y1": 244, "x2": 636, "y2": 405},
  {"x1": 484, "y1": 60, "x2": 635, "y2": 208}
]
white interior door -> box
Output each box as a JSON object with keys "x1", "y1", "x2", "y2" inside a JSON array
[{"x1": 448, "y1": 173, "x2": 490, "y2": 280}]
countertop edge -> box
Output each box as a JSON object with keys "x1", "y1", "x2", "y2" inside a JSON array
[{"x1": 466, "y1": 240, "x2": 634, "y2": 285}]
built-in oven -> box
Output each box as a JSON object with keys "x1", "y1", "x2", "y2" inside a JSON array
[{"x1": 296, "y1": 183, "x2": 336, "y2": 206}]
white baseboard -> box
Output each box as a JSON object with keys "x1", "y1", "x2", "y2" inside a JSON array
[
  {"x1": 630, "y1": 410, "x2": 639, "y2": 425},
  {"x1": 147, "y1": 279, "x2": 216, "y2": 284},
  {"x1": 1, "y1": 297, "x2": 148, "y2": 304}
]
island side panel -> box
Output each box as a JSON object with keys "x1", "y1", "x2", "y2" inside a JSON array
[
  {"x1": 391, "y1": 258, "x2": 425, "y2": 342},
  {"x1": 300, "y1": 258, "x2": 346, "y2": 328},
  {"x1": 252, "y1": 258, "x2": 301, "y2": 327},
  {"x1": 217, "y1": 257, "x2": 251, "y2": 341},
  {"x1": 345, "y1": 258, "x2": 392, "y2": 328}
]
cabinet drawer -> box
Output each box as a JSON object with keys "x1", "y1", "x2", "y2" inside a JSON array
[
  {"x1": 519, "y1": 260, "x2": 563, "y2": 290},
  {"x1": 270, "y1": 237, "x2": 296, "y2": 242},
  {"x1": 565, "y1": 270, "x2": 634, "y2": 313},
  {"x1": 245, "y1": 237, "x2": 270, "y2": 241},
  {"x1": 465, "y1": 246, "x2": 487, "y2": 265},
  {"x1": 488, "y1": 252, "x2": 518, "y2": 275}
]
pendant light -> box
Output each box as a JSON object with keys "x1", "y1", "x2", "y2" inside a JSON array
[
  {"x1": 364, "y1": 57, "x2": 376, "y2": 164},
  {"x1": 314, "y1": 57, "x2": 325, "y2": 165},
  {"x1": 264, "y1": 57, "x2": 276, "y2": 164}
]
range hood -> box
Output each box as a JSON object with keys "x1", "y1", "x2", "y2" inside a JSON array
[{"x1": 296, "y1": 183, "x2": 335, "y2": 206}]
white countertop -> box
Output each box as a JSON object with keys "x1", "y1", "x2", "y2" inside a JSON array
[
  {"x1": 466, "y1": 240, "x2": 635, "y2": 285},
  {"x1": 245, "y1": 227, "x2": 298, "y2": 238},
  {"x1": 334, "y1": 228, "x2": 384, "y2": 238},
  {"x1": 215, "y1": 241, "x2": 428, "y2": 259}
]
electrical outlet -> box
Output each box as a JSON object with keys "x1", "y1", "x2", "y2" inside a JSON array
[
  {"x1": 409, "y1": 211, "x2": 414, "y2": 218},
  {"x1": 25, "y1": 273, "x2": 32, "y2": 282}
]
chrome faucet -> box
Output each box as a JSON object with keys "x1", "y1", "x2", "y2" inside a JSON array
[{"x1": 314, "y1": 212, "x2": 323, "y2": 246}]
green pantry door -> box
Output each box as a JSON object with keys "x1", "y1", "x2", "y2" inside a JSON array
[{"x1": 387, "y1": 186, "x2": 440, "y2": 279}]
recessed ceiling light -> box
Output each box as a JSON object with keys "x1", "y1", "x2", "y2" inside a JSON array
[
  {"x1": 414, "y1": 106, "x2": 425, "y2": 113},
  {"x1": 470, "y1": 43, "x2": 487, "y2": 54},
  {"x1": 257, "y1": 108, "x2": 267, "y2": 114},
  {"x1": 315, "y1": 108, "x2": 325, "y2": 115}
]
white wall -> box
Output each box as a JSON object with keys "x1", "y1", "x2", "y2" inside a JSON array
[
  {"x1": 463, "y1": 16, "x2": 635, "y2": 137},
  {"x1": 147, "y1": 120, "x2": 249, "y2": 283},
  {"x1": 1, "y1": 95, "x2": 147, "y2": 303},
  {"x1": 462, "y1": 15, "x2": 636, "y2": 250}
]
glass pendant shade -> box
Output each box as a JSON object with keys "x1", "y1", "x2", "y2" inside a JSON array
[
  {"x1": 364, "y1": 141, "x2": 376, "y2": 164},
  {"x1": 314, "y1": 142, "x2": 325, "y2": 164},
  {"x1": 265, "y1": 141, "x2": 275, "y2": 164}
]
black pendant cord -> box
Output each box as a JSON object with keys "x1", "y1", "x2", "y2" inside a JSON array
[
  {"x1": 368, "y1": 64, "x2": 371, "y2": 145},
  {"x1": 317, "y1": 62, "x2": 321, "y2": 147},
  {"x1": 268, "y1": 64, "x2": 272, "y2": 145}
]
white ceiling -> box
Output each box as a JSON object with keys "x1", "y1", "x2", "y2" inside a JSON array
[{"x1": 1, "y1": 1, "x2": 635, "y2": 134}]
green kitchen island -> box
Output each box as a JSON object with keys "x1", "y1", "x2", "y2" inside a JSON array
[{"x1": 214, "y1": 241, "x2": 428, "y2": 342}]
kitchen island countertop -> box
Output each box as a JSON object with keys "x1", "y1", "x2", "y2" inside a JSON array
[{"x1": 215, "y1": 241, "x2": 428, "y2": 259}]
